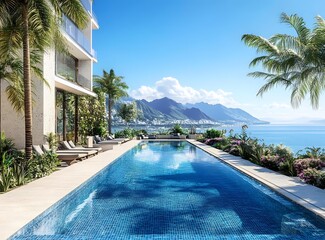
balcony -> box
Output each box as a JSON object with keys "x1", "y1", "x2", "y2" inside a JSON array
[
  {"x1": 91, "y1": 49, "x2": 97, "y2": 61},
  {"x1": 62, "y1": 15, "x2": 92, "y2": 56},
  {"x1": 92, "y1": 12, "x2": 98, "y2": 25},
  {"x1": 77, "y1": 73, "x2": 92, "y2": 90}
]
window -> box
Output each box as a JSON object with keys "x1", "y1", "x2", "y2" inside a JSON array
[{"x1": 56, "y1": 52, "x2": 78, "y2": 82}]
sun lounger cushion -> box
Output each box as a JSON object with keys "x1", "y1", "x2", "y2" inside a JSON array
[
  {"x1": 33, "y1": 145, "x2": 44, "y2": 155},
  {"x1": 68, "y1": 140, "x2": 77, "y2": 148}
]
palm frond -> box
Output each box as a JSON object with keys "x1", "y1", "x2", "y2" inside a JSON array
[
  {"x1": 242, "y1": 34, "x2": 279, "y2": 54},
  {"x1": 5, "y1": 77, "x2": 24, "y2": 113},
  {"x1": 270, "y1": 34, "x2": 302, "y2": 51},
  {"x1": 50, "y1": 0, "x2": 88, "y2": 29},
  {"x1": 280, "y1": 13, "x2": 310, "y2": 45}
]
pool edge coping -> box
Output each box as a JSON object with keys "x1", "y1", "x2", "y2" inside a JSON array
[{"x1": 187, "y1": 139, "x2": 325, "y2": 221}]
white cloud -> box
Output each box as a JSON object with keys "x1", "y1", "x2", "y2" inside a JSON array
[
  {"x1": 269, "y1": 102, "x2": 291, "y2": 109},
  {"x1": 130, "y1": 77, "x2": 238, "y2": 106}
]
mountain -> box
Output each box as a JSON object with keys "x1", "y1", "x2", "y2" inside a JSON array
[
  {"x1": 186, "y1": 102, "x2": 268, "y2": 124},
  {"x1": 146, "y1": 97, "x2": 212, "y2": 121},
  {"x1": 114, "y1": 97, "x2": 267, "y2": 125},
  {"x1": 135, "y1": 100, "x2": 172, "y2": 121}
]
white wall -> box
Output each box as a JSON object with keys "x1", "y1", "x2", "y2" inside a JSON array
[
  {"x1": 0, "y1": 81, "x2": 25, "y2": 148},
  {"x1": 0, "y1": 50, "x2": 56, "y2": 149}
]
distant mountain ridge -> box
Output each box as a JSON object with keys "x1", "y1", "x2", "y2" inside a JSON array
[
  {"x1": 115, "y1": 97, "x2": 268, "y2": 125},
  {"x1": 185, "y1": 102, "x2": 266, "y2": 124},
  {"x1": 145, "y1": 97, "x2": 212, "y2": 121}
]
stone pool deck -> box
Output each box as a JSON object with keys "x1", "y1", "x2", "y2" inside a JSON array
[
  {"x1": 188, "y1": 140, "x2": 325, "y2": 220},
  {"x1": 1, "y1": 139, "x2": 325, "y2": 239},
  {"x1": 0, "y1": 140, "x2": 140, "y2": 240}
]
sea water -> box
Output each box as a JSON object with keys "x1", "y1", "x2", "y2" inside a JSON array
[
  {"x1": 215, "y1": 125, "x2": 325, "y2": 153},
  {"x1": 114, "y1": 125, "x2": 325, "y2": 153}
]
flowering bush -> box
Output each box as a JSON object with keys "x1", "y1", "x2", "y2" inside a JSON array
[
  {"x1": 201, "y1": 128, "x2": 325, "y2": 189},
  {"x1": 299, "y1": 168, "x2": 325, "y2": 189},
  {"x1": 228, "y1": 146, "x2": 240, "y2": 156},
  {"x1": 230, "y1": 140, "x2": 242, "y2": 146},
  {"x1": 294, "y1": 158, "x2": 324, "y2": 175},
  {"x1": 260, "y1": 155, "x2": 284, "y2": 171},
  {"x1": 204, "y1": 138, "x2": 225, "y2": 146}
]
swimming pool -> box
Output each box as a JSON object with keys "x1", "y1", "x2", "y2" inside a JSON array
[{"x1": 11, "y1": 141, "x2": 325, "y2": 239}]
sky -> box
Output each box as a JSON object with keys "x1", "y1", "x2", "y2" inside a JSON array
[{"x1": 92, "y1": 0, "x2": 325, "y2": 124}]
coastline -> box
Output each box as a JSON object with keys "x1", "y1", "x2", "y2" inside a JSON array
[{"x1": 113, "y1": 124, "x2": 325, "y2": 152}]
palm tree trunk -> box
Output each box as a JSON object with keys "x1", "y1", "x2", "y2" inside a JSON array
[
  {"x1": 0, "y1": 80, "x2": 2, "y2": 156},
  {"x1": 108, "y1": 98, "x2": 112, "y2": 135},
  {"x1": 22, "y1": 2, "x2": 33, "y2": 161}
]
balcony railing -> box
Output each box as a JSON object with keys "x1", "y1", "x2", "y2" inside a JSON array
[
  {"x1": 92, "y1": 11, "x2": 98, "y2": 25},
  {"x1": 77, "y1": 73, "x2": 92, "y2": 90},
  {"x1": 62, "y1": 15, "x2": 92, "y2": 55},
  {"x1": 91, "y1": 49, "x2": 97, "y2": 60}
]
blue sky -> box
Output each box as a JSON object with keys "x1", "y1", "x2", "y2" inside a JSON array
[{"x1": 92, "y1": 0, "x2": 325, "y2": 123}]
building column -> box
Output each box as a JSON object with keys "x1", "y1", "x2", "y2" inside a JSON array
[
  {"x1": 62, "y1": 91, "x2": 66, "y2": 141},
  {"x1": 74, "y1": 95, "x2": 78, "y2": 143}
]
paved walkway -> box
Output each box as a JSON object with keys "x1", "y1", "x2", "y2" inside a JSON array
[
  {"x1": 0, "y1": 140, "x2": 140, "y2": 240},
  {"x1": 188, "y1": 140, "x2": 325, "y2": 220}
]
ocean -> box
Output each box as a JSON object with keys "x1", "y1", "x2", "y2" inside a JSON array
[
  {"x1": 113, "y1": 124, "x2": 325, "y2": 153},
  {"x1": 210, "y1": 124, "x2": 325, "y2": 153}
]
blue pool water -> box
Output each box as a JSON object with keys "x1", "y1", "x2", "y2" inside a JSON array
[{"x1": 12, "y1": 141, "x2": 325, "y2": 239}]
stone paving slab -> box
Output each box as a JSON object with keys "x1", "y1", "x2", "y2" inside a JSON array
[
  {"x1": 0, "y1": 140, "x2": 140, "y2": 240},
  {"x1": 188, "y1": 139, "x2": 325, "y2": 220}
]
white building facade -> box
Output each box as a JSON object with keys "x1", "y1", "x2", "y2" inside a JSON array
[{"x1": 0, "y1": 0, "x2": 99, "y2": 149}]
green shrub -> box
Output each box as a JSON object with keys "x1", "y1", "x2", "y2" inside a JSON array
[
  {"x1": 0, "y1": 153, "x2": 14, "y2": 192},
  {"x1": 114, "y1": 128, "x2": 136, "y2": 138},
  {"x1": 212, "y1": 138, "x2": 231, "y2": 151},
  {"x1": 267, "y1": 144, "x2": 293, "y2": 160},
  {"x1": 170, "y1": 124, "x2": 187, "y2": 135},
  {"x1": 297, "y1": 147, "x2": 325, "y2": 160},
  {"x1": 279, "y1": 158, "x2": 297, "y2": 176},
  {"x1": 45, "y1": 132, "x2": 59, "y2": 151},
  {"x1": 238, "y1": 139, "x2": 264, "y2": 164},
  {"x1": 11, "y1": 152, "x2": 28, "y2": 187},
  {"x1": 0, "y1": 132, "x2": 16, "y2": 156},
  {"x1": 27, "y1": 153, "x2": 59, "y2": 179},
  {"x1": 204, "y1": 129, "x2": 225, "y2": 139}
]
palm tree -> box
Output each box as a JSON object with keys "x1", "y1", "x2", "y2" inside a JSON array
[
  {"x1": 242, "y1": 13, "x2": 325, "y2": 109},
  {"x1": 95, "y1": 69, "x2": 129, "y2": 134},
  {"x1": 0, "y1": 0, "x2": 88, "y2": 161}
]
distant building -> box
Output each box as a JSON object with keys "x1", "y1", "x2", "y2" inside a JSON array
[{"x1": 0, "y1": 0, "x2": 99, "y2": 148}]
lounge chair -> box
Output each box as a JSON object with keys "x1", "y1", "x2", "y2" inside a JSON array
[
  {"x1": 107, "y1": 135, "x2": 129, "y2": 143},
  {"x1": 67, "y1": 140, "x2": 103, "y2": 152},
  {"x1": 60, "y1": 141, "x2": 98, "y2": 156},
  {"x1": 43, "y1": 144, "x2": 96, "y2": 159},
  {"x1": 138, "y1": 134, "x2": 149, "y2": 140},
  {"x1": 94, "y1": 135, "x2": 122, "y2": 145},
  {"x1": 33, "y1": 145, "x2": 85, "y2": 165}
]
